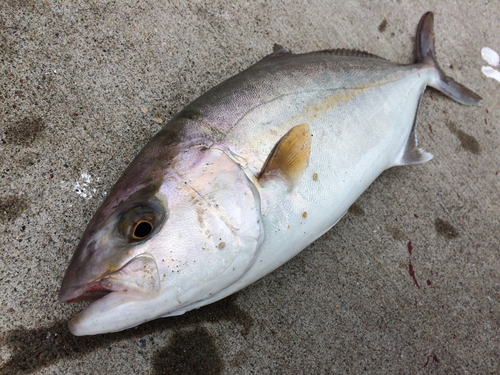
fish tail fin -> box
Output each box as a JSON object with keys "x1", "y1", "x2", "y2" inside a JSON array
[{"x1": 416, "y1": 12, "x2": 482, "y2": 105}]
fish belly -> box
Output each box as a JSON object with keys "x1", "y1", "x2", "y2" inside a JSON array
[{"x1": 239, "y1": 67, "x2": 434, "y2": 285}]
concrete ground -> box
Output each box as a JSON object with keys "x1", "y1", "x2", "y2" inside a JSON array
[{"x1": 1, "y1": 1, "x2": 499, "y2": 373}]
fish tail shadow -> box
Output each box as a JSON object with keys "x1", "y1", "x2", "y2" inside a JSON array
[{"x1": 417, "y1": 11, "x2": 482, "y2": 105}]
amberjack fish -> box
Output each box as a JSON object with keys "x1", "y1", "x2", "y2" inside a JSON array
[{"x1": 59, "y1": 12, "x2": 481, "y2": 335}]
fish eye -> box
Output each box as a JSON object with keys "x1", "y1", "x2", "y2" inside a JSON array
[
  {"x1": 132, "y1": 220, "x2": 153, "y2": 239},
  {"x1": 119, "y1": 205, "x2": 163, "y2": 242}
]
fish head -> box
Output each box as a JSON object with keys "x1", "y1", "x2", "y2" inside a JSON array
[
  {"x1": 58, "y1": 185, "x2": 167, "y2": 302},
  {"x1": 59, "y1": 138, "x2": 263, "y2": 335}
]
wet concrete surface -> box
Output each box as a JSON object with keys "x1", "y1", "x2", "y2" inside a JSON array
[{"x1": 1, "y1": 1, "x2": 499, "y2": 373}]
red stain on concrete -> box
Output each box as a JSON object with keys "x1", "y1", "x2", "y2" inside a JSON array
[
  {"x1": 409, "y1": 260, "x2": 420, "y2": 289},
  {"x1": 423, "y1": 357, "x2": 430, "y2": 368}
]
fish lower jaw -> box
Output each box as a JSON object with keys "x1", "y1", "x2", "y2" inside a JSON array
[
  {"x1": 67, "y1": 288, "x2": 170, "y2": 336},
  {"x1": 67, "y1": 291, "x2": 139, "y2": 335}
]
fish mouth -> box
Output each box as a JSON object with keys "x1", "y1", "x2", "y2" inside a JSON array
[
  {"x1": 65, "y1": 282, "x2": 112, "y2": 303},
  {"x1": 58, "y1": 254, "x2": 160, "y2": 303}
]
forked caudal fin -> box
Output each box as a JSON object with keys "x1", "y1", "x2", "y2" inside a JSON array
[
  {"x1": 395, "y1": 12, "x2": 482, "y2": 167},
  {"x1": 417, "y1": 12, "x2": 482, "y2": 105}
]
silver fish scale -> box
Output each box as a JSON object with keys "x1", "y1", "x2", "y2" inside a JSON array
[{"x1": 179, "y1": 52, "x2": 418, "y2": 152}]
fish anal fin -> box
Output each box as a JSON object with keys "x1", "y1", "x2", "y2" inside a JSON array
[
  {"x1": 394, "y1": 94, "x2": 433, "y2": 166},
  {"x1": 258, "y1": 123, "x2": 312, "y2": 186},
  {"x1": 397, "y1": 143, "x2": 433, "y2": 166}
]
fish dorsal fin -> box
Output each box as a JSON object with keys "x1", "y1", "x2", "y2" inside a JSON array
[
  {"x1": 394, "y1": 93, "x2": 433, "y2": 166},
  {"x1": 313, "y1": 48, "x2": 386, "y2": 60},
  {"x1": 261, "y1": 46, "x2": 292, "y2": 61},
  {"x1": 258, "y1": 123, "x2": 312, "y2": 186},
  {"x1": 260, "y1": 47, "x2": 385, "y2": 63}
]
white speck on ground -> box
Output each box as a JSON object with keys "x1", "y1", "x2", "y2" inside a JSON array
[
  {"x1": 481, "y1": 66, "x2": 500, "y2": 82},
  {"x1": 72, "y1": 172, "x2": 97, "y2": 199},
  {"x1": 81, "y1": 172, "x2": 92, "y2": 184},
  {"x1": 481, "y1": 47, "x2": 499, "y2": 66}
]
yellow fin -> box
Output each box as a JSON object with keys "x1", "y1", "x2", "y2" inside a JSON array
[{"x1": 258, "y1": 123, "x2": 312, "y2": 186}]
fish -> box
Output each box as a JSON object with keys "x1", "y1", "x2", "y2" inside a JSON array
[{"x1": 58, "y1": 12, "x2": 481, "y2": 336}]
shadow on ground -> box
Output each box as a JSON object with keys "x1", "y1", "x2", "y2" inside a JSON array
[{"x1": 0, "y1": 294, "x2": 252, "y2": 375}]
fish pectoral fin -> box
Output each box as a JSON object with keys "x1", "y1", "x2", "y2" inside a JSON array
[
  {"x1": 394, "y1": 93, "x2": 433, "y2": 167},
  {"x1": 258, "y1": 123, "x2": 312, "y2": 186}
]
